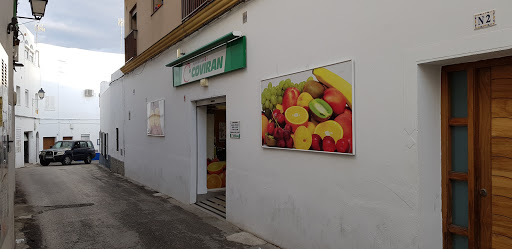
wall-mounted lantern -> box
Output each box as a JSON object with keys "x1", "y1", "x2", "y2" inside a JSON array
[
  {"x1": 38, "y1": 88, "x2": 45, "y2": 99},
  {"x1": 30, "y1": 0, "x2": 49, "y2": 20}
]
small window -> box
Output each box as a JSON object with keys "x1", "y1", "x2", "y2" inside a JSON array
[
  {"x1": 87, "y1": 141, "x2": 93, "y2": 148},
  {"x1": 130, "y1": 5, "x2": 137, "y2": 30},
  {"x1": 153, "y1": 0, "x2": 163, "y2": 13},
  {"x1": 80, "y1": 141, "x2": 88, "y2": 148},
  {"x1": 16, "y1": 86, "x2": 20, "y2": 106},
  {"x1": 116, "y1": 128, "x2": 119, "y2": 151},
  {"x1": 81, "y1": 134, "x2": 90, "y2": 141}
]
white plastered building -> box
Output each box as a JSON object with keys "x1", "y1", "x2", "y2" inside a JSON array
[{"x1": 14, "y1": 28, "x2": 124, "y2": 167}]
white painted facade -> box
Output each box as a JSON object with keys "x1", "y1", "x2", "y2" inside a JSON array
[
  {"x1": 14, "y1": 37, "x2": 124, "y2": 167},
  {"x1": 100, "y1": 1, "x2": 512, "y2": 249},
  {"x1": 13, "y1": 24, "x2": 41, "y2": 167}
]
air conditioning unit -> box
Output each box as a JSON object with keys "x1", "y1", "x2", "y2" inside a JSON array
[{"x1": 84, "y1": 89, "x2": 94, "y2": 97}]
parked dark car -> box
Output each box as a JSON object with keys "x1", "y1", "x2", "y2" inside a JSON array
[{"x1": 39, "y1": 140, "x2": 96, "y2": 166}]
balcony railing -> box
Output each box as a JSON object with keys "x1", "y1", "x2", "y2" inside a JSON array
[
  {"x1": 182, "y1": 0, "x2": 212, "y2": 20},
  {"x1": 125, "y1": 30, "x2": 138, "y2": 62}
]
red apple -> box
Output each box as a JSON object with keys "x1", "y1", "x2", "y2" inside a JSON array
[
  {"x1": 322, "y1": 136, "x2": 336, "y2": 152},
  {"x1": 311, "y1": 134, "x2": 322, "y2": 151},
  {"x1": 347, "y1": 138, "x2": 352, "y2": 153},
  {"x1": 337, "y1": 109, "x2": 352, "y2": 121},
  {"x1": 336, "y1": 138, "x2": 350, "y2": 153},
  {"x1": 334, "y1": 112, "x2": 352, "y2": 140},
  {"x1": 282, "y1": 87, "x2": 300, "y2": 112},
  {"x1": 323, "y1": 88, "x2": 347, "y2": 116}
]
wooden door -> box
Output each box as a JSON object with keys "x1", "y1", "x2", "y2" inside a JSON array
[
  {"x1": 486, "y1": 65, "x2": 512, "y2": 247},
  {"x1": 43, "y1": 137, "x2": 55, "y2": 150},
  {"x1": 442, "y1": 58, "x2": 512, "y2": 249}
]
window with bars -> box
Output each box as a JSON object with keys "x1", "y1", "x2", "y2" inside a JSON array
[
  {"x1": 182, "y1": 0, "x2": 211, "y2": 20},
  {"x1": 1, "y1": 59, "x2": 7, "y2": 85},
  {"x1": 153, "y1": 0, "x2": 163, "y2": 13}
]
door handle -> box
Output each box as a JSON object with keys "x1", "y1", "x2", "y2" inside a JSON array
[{"x1": 480, "y1": 188, "x2": 488, "y2": 197}]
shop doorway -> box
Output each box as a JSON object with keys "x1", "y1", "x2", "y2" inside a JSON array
[
  {"x1": 195, "y1": 97, "x2": 227, "y2": 218},
  {"x1": 441, "y1": 57, "x2": 512, "y2": 248}
]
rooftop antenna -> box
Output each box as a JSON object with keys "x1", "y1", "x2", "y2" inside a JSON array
[{"x1": 117, "y1": 18, "x2": 124, "y2": 53}]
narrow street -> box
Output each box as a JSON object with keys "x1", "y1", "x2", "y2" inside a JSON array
[{"x1": 15, "y1": 163, "x2": 275, "y2": 249}]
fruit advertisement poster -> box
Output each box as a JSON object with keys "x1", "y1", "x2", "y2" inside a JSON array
[
  {"x1": 147, "y1": 99, "x2": 165, "y2": 136},
  {"x1": 261, "y1": 60, "x2": 354, "y2": 154}
]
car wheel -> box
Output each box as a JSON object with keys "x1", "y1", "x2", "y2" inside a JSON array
[
  {"x1": 62, "y1": 156, "x2": 72, "y2": 165},
  {"x1": 40, "y1": 160, "x2": 50, "y2": 166},
  {"x1": 84, "y1": 155, "x2": 92, "y2": 164}
]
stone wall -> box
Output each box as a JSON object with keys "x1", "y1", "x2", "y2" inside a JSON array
[{"x1": 109, "y1": 156, "x2": 124, "y2": 176}]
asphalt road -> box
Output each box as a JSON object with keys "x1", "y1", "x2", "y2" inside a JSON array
[{"x1": 15, "y1": 163, "x2": 270, "y2": 249}]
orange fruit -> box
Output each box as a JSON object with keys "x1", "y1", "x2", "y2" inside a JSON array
[
  {"x1": 207, "y1": 161, "x2": 225, "y2": 174},
  {"x1": 207, "y1": 174, "x2": 223, "y2": 189},
  {"x1": 284, "y1": 106, "x2": 309, "y2": 132},
  {"x1": 220, "y1": 172, "x2": 226, "y2": 187},
  {"x1": 314, "y1": 120, "x2": 343, "y2": 142},
  {"x1": 294, "y1": 126, "x2": 312, "y2": 150},
  {"x1": 262, "y1": 114, "x2": 269, "y2": 136}
]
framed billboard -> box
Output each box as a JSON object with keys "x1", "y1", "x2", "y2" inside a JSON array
[
  {"x1": 147, "y1": 99, "x2": 165, "y2": 136},
  {"x1": 261, "y1": 60, "x2": 354, "y2": 155}
]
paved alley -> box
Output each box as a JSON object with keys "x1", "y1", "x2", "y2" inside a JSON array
[{"x1": 15, "y1": 163, "x2": 276, "y2": 249}]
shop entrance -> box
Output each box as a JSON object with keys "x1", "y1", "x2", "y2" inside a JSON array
[
  {"x1": 441, "y1": 57, "x2": 512, "y2": 248},
  {"x1": 195, "y1": 97, "x2": 227, "y2": 218}
]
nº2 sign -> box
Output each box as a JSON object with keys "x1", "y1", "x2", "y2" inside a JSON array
[{"x1": 474, "y1": 10, "x2": 496, "y2": 30}]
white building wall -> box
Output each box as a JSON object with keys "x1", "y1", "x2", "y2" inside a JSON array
[
  {"x1": 101, "y1": 1, "x2": 512, "y2": 249},
  {"x1": 14, "y1": 24, "x2": 41, "y2": 168},
  {"x1": 37, "y1": 44, "x2": 123, "y2": 154}
]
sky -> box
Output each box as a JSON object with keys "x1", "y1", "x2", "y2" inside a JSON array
[{"x1": 17, "y1": 0, "x2": 125, "y2": 54}]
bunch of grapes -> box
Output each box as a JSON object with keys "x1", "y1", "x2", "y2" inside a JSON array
[
  {"x1": 262, "y1": 77, "x2": 316, "y2": 116},
  {"x1": 261, "y1": 82, "x2": 284, "y2": 114}
]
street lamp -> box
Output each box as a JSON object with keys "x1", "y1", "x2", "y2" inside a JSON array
[
  {"x1": 29, "y1": 0, "x2": 48, "y2": 20},
  {"x1": 38, "y1": 88, "x2": 45, "y2": 99},
  {"x1": 7, "y1": 0, "x2": 49, "y2": 35}
]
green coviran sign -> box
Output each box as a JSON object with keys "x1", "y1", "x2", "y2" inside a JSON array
[{"x1": 168, "y1": 35, "x2": 246, "y2": 87}]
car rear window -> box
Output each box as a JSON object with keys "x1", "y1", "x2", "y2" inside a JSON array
[
  {"x1": 87, "y1": 141, "x2": 94, "y2": 148},
  {"x1": 54, "y1": 141, "x2": 73, "y2": 149}
]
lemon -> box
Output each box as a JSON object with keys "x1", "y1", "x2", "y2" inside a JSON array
[{"x1": 314, "y1": 120, "x2": 343, "y2": 142}]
